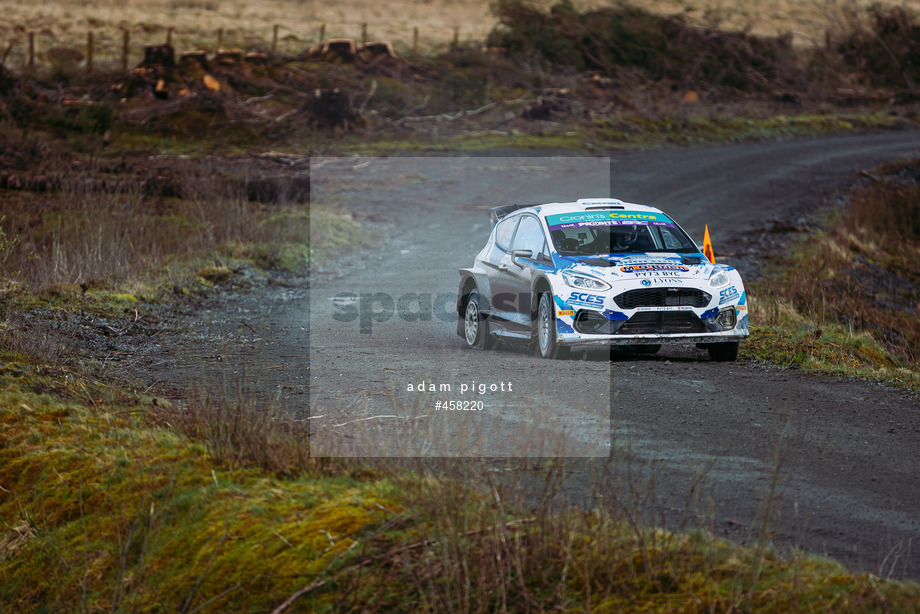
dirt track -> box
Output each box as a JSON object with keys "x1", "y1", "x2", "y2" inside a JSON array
[{"x1": 143, "y1": 131, "x2": 920, "y2": 580}]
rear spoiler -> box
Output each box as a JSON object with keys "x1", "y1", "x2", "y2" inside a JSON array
[{"x1": 488, "y1": 203, "x2": 541, "y2": 228}]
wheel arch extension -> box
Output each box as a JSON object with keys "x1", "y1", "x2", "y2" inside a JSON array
[
  {"x1": 456, "y1": 273, "x2": 480, "y2": 337},
  {"x1": 531, "y1": 276, "x2": 554, "y2": 339}
]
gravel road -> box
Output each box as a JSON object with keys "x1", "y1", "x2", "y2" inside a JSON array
[{"x1": 151, "y1": 131, "x2": 920, "y2": 580}]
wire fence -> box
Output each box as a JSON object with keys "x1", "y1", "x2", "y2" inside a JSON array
[{"x1": 1, "y1": 21, "x2": 491, "y2": 74}]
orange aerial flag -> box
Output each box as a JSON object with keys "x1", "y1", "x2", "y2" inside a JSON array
[{"x1": 702, "y1": 225, "x2": 715, "y2": 263}]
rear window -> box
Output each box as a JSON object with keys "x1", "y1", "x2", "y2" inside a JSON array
[{"x1": 494, "y1": 216, "x2": 518, "y2": 251}]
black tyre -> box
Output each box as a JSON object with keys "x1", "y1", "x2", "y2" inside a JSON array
[
  {"x1": 536, "y1": 292, "x2": 566, "y2": 359},
  {"x1": 463, "y1": 290, "x2": 493, "y2": 350},
  {"x1": 707, "y1": 342, "x2": 739, "y2": 362}
]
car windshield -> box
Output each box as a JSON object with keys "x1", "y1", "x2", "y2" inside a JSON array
[{"x1": 546, "y1": 210, "x2": 698, "y2": 255}]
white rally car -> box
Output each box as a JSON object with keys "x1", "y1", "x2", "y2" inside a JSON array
[{"x1": 456, "y1": 198, "x2": 749, "y2": 360}]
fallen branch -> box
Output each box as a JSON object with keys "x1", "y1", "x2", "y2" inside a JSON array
[{"x1": 396, "y1": 101, "x2": 498, "y2": 124}]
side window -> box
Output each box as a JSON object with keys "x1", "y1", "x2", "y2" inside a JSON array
[
  {"x1": 494, "y1": 217, "x2": 517, "y2": 251},
  {"x1": 659, "y1": 228, "x2": 681, "y2": 250},
  {"x1": 511, "y1": 215, "x2": 547, "y2": 257}
]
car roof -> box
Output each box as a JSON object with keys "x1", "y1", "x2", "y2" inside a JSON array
[{"x1": 520, "y1": 198, "x2": 663, "y2": 218}]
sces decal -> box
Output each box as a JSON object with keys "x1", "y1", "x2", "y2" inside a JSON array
[
  {"x1": 719, "y1": 286, "x2": 740, "y2": 304},
  {"x1": 566, "y1": 292, "x2": 605, "y2": 308}
]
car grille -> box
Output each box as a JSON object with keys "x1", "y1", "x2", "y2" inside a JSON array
[
  {"x1": 616, "y1": 312, "x2": 706, "y2": 335},
  {"x1": 614, "y1": 288, "x2": 711, "y2": 309},
  {"x1": 574, "y1": 310, "x2": 619, "y2": 335}
]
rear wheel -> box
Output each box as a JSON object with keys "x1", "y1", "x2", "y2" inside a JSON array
[
  {"x1": 707, "y1": 342, "x2": 739, "y2": 362},
  {"x1": 463, "y1": 290, "x2": 493, "y2": 350},
  {"x1": 536, "y1": 292, "x2": 566, "y2": 359}
]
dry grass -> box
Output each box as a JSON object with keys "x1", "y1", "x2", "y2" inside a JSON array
[
  {"x1": 746, "y1": 162, "x2": 920, "y2": 388},
  {"x1": 1, "y1": 0, "x2": 918, "y2": 67},
  {"x1": 0, "y1": 125, "x2": 314, "y2": 294}
]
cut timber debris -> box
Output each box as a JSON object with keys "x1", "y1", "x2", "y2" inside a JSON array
[{"x1": 203, "y1": 74, "x2": 220, "y2": 91}]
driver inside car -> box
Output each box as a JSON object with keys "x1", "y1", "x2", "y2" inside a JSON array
[{"x1": 611, "y1": 224, "x2": 641, "y2": 251}]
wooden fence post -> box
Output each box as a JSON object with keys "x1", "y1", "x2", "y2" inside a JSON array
[
  {"x1": 167, "y1": 27, "x2": 173, "y2": 46},
  {"x1": 319, "y1": 24, "x2": 325, "y2": 44},
  {"x1": 122, "y1": 30, "x2": 130, "y2": 72},
  {"x1": 28, "y1": 32, "x2": 34, "y2": 72},
  {"x1": 361, "y1": 23, "x2": 367, "y2": 45},
  {"x1": 86, "y1": 31, "x2": 94, "y2": 74},
  {"x1": 272, "y1": 24, "x2": 279, "y2": 55},
  {"x1": 452, "y1": 26, "x2": 459, "y2": 49},
  {"x1": 413, "y1": 26, "x2": 418, "y2": 54},
  {"x1": 217, "y1": 28, "x2": 223, "y2": 52}
]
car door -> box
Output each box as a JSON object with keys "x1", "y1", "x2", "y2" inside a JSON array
[
  {"x1": 494, "y1": 214, "x2": 550, "y2": 333},
  {"x1": 480, "y1": 215, "x2": 519, "y2": 331}
]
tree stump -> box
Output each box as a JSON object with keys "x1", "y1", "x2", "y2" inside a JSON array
[
  {"x1": 359, "y1": 41, "x2": 396, "y2": 59},
  {"x1": 306, "y1": 88, "x2": 357, "y2": 129},
  {"x1": 244, "y1": 52, "x2": 268, "y2": 66},
  {"x1": 0, "y1": 62, "x2": 20, "y2": 96},
  {"x1": 320, "y1": 38, "x2": 357, "y2": 62},
  {"x1": 216, "y1": 50, "x2": 243, "y2": 65},
  {"x1": 179, "y1": 51, "x2": 209, "y2": 70},
  {"x1": 143, "y1": 44, "x2": 175, "y2": 67}
]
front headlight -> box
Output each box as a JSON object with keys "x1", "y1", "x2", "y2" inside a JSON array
[
  {"x1": 708, "y1": 269, "x2": 730, "y2": 288},
  {"x1": 562, "y1": 271, "x2": 611, "y2": 291}
]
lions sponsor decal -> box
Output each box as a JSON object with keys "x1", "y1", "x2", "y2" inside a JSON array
[{"x1": 641, "y1": 278, "x2": 684, "y2": 286}]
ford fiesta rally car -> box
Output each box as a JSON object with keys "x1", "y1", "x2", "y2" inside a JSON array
[{"x1": 456, "y1": 198, "x2": 749, "y2": 360}]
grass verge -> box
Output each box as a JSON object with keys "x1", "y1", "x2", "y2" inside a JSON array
[
  {"x1": 2, "y1": 364, "x2": 920, "y2": 611},
  {"x1": 744, "y1": 159, "x2": 920, "y2": 393}
]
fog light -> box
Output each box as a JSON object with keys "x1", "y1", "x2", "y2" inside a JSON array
[{"x1": 715, "y1": 306, "x2": 736, "y2": 330}]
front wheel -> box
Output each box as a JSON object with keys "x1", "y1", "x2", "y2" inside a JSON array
[
  {"x1": 536, "y1": 292, "x2": 566, "y2": 359},
  {"x1": 707, "y1": 342, "x2": 739, "y2": 362},
  {"x1": 463, "y1": 290, "x2": 493, "y2": 350}
]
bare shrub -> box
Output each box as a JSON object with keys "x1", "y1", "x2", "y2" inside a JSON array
[
  {"x1": 830, "y1": 4, "x2": 920, "y2": 90},
  {"x1": 753, "y1": 163, "x2": 920, "y2": 364},
  {"x1": 488, "y1": 0, "x2": 805, "y2": 91},
  {"x1": 2, "y1": 160, "x2": 297, "y2": 291},
  {"x1": 0, "y1": 309, "x2": 76, "y2": 366},
  {"x1": 176, "y1": 373, "x2": 318, "y2": 476}
]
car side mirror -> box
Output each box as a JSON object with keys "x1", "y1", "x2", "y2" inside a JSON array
[{"x1": 511, "y1": 249, "x2": 533, "y2": 266}]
